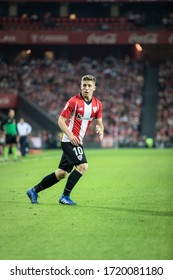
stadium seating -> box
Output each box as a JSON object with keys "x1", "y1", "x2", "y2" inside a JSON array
[
  {"x1": 155, "y1": 61, "x2": 173, "y2": 147},
  {"x1": 0, "y1": 16, "x2": 137, "y2": 31}
]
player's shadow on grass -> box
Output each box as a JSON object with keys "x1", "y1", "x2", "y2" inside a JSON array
[
  {"x1": 5, "y1": 200, "x2": 173, "y2": 217},
  {"x1": 84, "y1": 205, "x2": 173, "y2": 217}
]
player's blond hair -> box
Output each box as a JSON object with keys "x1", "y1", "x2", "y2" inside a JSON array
[{"x1": 81, "y1": 75, "x2": 96, "y2": 84}]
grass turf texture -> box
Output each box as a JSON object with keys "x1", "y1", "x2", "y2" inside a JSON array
[{"x1": 0, "y1": 148, "x2": 172, "y2": 260}]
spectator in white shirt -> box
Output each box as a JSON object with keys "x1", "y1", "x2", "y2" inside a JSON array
[{"x1": 17, "y1": 118, "x2": 32, "y2": 156}]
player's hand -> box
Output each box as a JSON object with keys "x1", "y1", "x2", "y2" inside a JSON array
[
  {"x1": 69, "y1": 134, "x2": 80, "y2": 146},
  {"x1": 96, "y1": 125, "x2": 104, "y2": 141}
]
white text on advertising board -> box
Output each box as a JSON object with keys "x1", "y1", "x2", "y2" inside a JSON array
[{"x1": 87, "y1": 33, "x2": 117, "y2": 44}]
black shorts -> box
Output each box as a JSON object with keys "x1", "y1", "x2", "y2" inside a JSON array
[
  {"x1": 58, "y1": 142, "x2": 87, "y2": 173},
  {"x1": 5, "y1": 134, "x2": 17, "y2": 145}
]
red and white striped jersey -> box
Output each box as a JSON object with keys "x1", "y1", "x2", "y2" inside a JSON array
[{"x1": 60, "y1": 93, "x2": 102, "y2": 144}]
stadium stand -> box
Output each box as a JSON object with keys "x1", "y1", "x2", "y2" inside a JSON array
[
  {"x1": 0, "y1": 55, "x2": 144, "y2": 147},
  {"x1": 0, "y1": 1, "x2": 172, "y2": 32},
  {"x1": 155, "y1": 60, "x2": 173, "y2": 148},
  {"x1": 0, "y1": 0, "x2": 173, "y2": 149},
  {"x1": 0, "y1": 16, "x2": 137, "y2": 32}
]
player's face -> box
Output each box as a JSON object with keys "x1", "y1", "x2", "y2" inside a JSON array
[
  {"x1": 9, "y1": 109, "x2": 15, "y2": 118},
  {"x1": 81, "y1": 80, "x2": 96, "y2": 101}
]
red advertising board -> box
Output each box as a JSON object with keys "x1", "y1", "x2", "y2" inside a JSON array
[
  {"x1": 0, "y1": 93, "x2": 18, "y2": 109},
  {"x1": 0, "y1": 30, "x2": 173, "y2": 45},
  {"x1": 0, "y1": 31, "x2": 28, "y2": 44}
]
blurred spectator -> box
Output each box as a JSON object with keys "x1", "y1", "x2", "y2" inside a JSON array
[
  {"x1": 99, "y1": 22, "x2": 110, "y2": 31},
  {"x1": 127, "y1": 11, "x2": 146, "y2": 27},
  {"x1": 0, "y1": 109, "x2": 18, "y2": 160},
  {"x1": 17, "y1": 118, "x2": 32, "y2": 156},
  {"x1": 30, "y1": 14, "x2": 39, "y2": 22},
  {"x1": 162, "y1": 13, "x2": 173, "y2": 30},
  {"x1": 0, "y1": 119, "x2": 5, "y2": 155},
  {"x1": 42, "y1": 12, "x2": 55, "y2": 28}
]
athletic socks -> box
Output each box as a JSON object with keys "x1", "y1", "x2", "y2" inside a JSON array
[
  {"x1": 63, "y1": 169, "x2": 82, "y2": 196},
  {"x1": 12, "y1": 146, "x2": 17, "y2": 160},
  {"x1": 4, "y1": 146, "x2": 17, "y2": 160},
  {"x1": 33, "y1": 169, "x2": 82, "y2": 196},
  {"x1": 4, "y1": 147, "x2": 17, "y2": 160},
  {"x1": 4, "y1": 147, "x2": 9, "y2": 160},
  {"x1": 34, "y1": 172, "x2": 59, "y2": 193}
]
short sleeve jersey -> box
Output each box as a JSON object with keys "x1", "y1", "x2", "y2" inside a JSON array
[
  {"x1": 1, "y1": 117, "x2": 18, "y2": 136},
  {"x1": 60, "y1": 93, "x2": 102, "y2": 144}
]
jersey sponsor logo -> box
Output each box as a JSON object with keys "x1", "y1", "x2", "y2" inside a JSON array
[{"x1": 77, "y1": 113, "x2": 93, "y2": 121}]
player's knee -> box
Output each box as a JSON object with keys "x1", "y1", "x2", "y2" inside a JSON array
[
  {"x1": 76, "y1": 163, "x2": 88, "y2": 174},
  {"x1": 55, "y1": 169, "x2": 68, "y2": 180}
]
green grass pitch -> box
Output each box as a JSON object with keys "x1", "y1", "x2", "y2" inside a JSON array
[{"x1": 0, "y1": 148, "x2": 173, "y2": 260}]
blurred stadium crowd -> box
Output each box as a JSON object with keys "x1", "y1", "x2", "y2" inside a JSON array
[
  {"x1": 0, "y1": 55, "x2": 144, "y2": 147},
  {"x1": 156, "y1": 61, "x2": 173, "y2": 148},
  {"x1": 0, "y1": 54, "x2": 173, "y2": 148}
]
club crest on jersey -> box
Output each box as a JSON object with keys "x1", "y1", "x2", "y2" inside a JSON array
[
  {"x1": 93, "y1": 106, "x2": 97, "y2": 113},
  {"x1": 77, "y1": 155, "x2": 83, "y2": 161}
]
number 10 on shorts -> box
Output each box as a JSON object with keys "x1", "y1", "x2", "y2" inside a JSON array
[{"x1": 73, "y1": 147, "x2": 83, "y2": 161}]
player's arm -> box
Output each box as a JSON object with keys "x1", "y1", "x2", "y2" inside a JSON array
[
  {"x1": 95, "y1": 118, "x2": 104, "y2": 141},
  {"x1": 26, "y1": 123, "x2": 32, "y2": 135},
  {"x1": 58, "y1": 116, "x2": 80, "y2": 146},
  {"x1": 0, "y1": 118, "x2": 6, "y2": 131}
]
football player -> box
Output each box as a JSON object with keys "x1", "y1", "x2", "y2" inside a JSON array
[{"x1": 26, "y1": 75, "x2": 104, "y2": 205}]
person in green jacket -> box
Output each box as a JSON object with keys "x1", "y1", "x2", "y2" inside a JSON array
[{"x1": 0, "y1": 109, "x2": 19, "y2": 160}]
